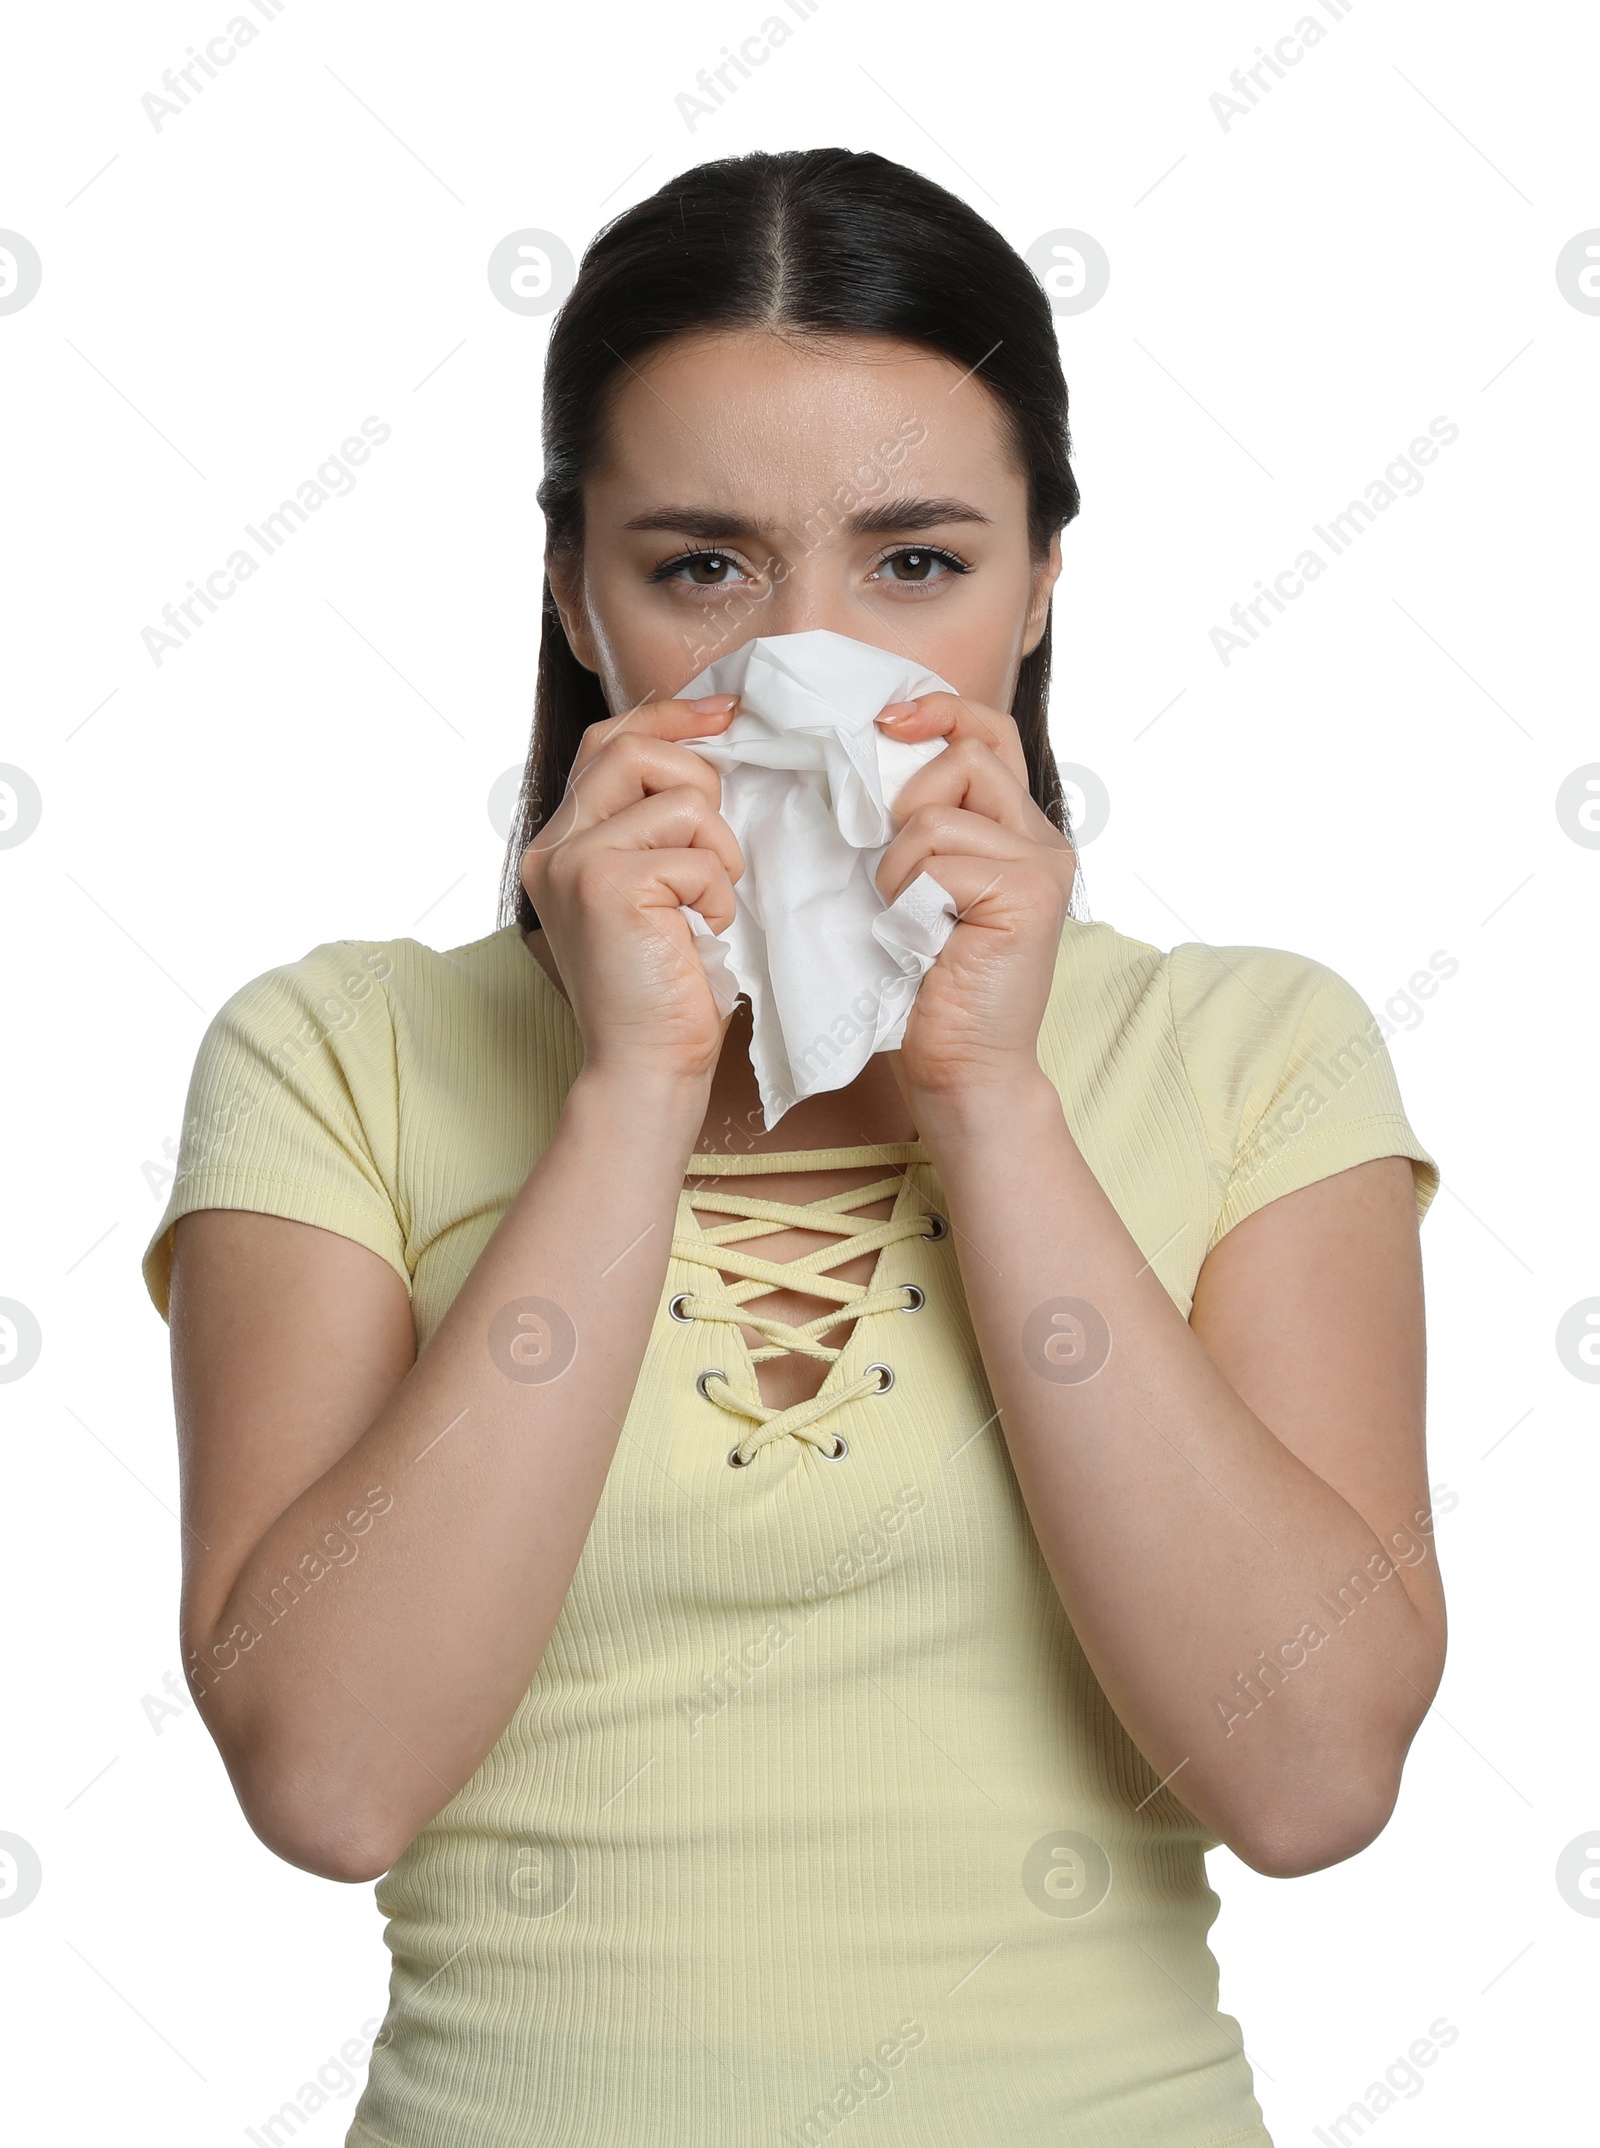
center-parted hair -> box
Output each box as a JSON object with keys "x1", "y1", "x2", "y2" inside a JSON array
[{"x1": 499, "y1": 147, "x2": 1083, "y2": 934}]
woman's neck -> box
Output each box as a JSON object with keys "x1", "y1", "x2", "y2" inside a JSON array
[{"x1": 695, "y1": 1002, "x2": 918, "y2": 1157}]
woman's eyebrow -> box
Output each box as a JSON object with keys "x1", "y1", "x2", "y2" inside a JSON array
[
  {"x1": 620, "y1": 497, "x2": 993, "y2": 540},
  {"x1": 850, "y1": 497, "x2": 993, "y2": 535}
]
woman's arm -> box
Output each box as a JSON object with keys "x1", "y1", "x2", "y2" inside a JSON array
[
  {"x1": 169, "y1": 692, "x2": 744, "y2": 1883},
  {"x1": 913, "y1": 1086, "x2": 1443, "y2": 1877},
  {"x1": 874, "y1": 690, "x2": 1445, "y2": 1876},
  {"x1": 170, "y1": 1067, "x2": 706, "y2": 1884}
]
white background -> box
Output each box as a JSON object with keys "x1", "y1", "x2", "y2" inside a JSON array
[{"x1": 2, "y1": 0, "x2": 1596, "y2": 2140}]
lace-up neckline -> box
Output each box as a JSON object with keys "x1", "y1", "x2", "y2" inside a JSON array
[{"x1": 673, "y1": 1142, "x2": 939, "y2": 1468}]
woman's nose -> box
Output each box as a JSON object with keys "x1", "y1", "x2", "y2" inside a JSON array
[{"x1": 741, "y1": 558, "x2": 886, "y2": 645}]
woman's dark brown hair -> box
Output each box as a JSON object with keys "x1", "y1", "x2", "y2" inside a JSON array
[{"x1": 498, "y1": 146, "x2": 1083, "y2": 934}]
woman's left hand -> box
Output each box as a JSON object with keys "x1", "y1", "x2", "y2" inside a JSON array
[{"x1": 873, "y1": 691, "x2": 1075, "y2": 1099}]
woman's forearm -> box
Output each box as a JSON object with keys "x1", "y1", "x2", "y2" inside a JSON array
[
  {"x1": 912, "y1": 1068, "x2": 1442, "y2": 1874},
  {"x1": 193, "y1": 1065, "x2": 707, "y2": 1876}
]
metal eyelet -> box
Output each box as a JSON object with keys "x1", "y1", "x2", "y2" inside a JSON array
[
  {"x1": 696, "y1": 1368, "x2": 725, "y2": 1401},
  {"x1": 727, "y1": 1444, "x2": 752, "y2": 1467},
  {"x1": 900, "y1": 1285, "x2": 926, "y2": 1312},
  {"x1": 819, "y1": 1433, "x2": 849, "y2": 1460},
  {"x1": 922, "y1": 1212, "x2": 948, "y2": 1241},
  {"x1": 668, "y1": 1293, "x2": 694, "y2": 1323},
  {"x1": 863, "y1": 1362, "x2": 895, "y2": 1393}
]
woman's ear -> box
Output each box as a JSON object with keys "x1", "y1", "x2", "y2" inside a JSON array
[
  {"x1": 545, "y1": 551, "x2": 600, "y2": 674},
  {"x1": 1021, "y1": 532, "x2": 1064, "y2": 658}
]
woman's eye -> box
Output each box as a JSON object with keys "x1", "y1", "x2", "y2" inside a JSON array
[
  {"x1": 654, "y1": 550, "x2": 747, "y2": 587},
  {"x1": 873, "y1": 546, "x2": 968, "y2": 584}
]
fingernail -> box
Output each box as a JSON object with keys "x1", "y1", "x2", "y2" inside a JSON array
[
  {"x1": 877, "y1": 700, "x2": 921, "y2": 723},
  {"x1": 689, "y1": 693, "x2": 739, "y2": 713}
]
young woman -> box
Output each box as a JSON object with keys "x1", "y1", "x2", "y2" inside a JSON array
[{"x1": 143, "y1": 149, "x2": 1444, "y2": 2148}]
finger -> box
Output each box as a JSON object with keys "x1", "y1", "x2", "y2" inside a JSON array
[
  {"x1": 875, "y1": 805, "x2": 1033, "y2": 906},
  {"x1": 534, "y1": 783, "x2": 744, "y2": 888},
  {"x1": 545, "y1": 734, "x2": 729, "y2": 844},
  {"x1": 887, "y1": 737, "x2": 1060, "y2": 842},
  {"x1": 567, "y1": 692, "x2": 738, "y2": 786},
  {"x1": 545, "y1": 856, "x2": 736, "y2": 996},
  {"x1": 584, "y1": 846, "x2": 742, "y2": 940},
  {"x1": 888, "y1": 851, "x2": 1063, "y2": 929},
  {"x1": 874, "y1": 690, "x2": 1029, "y2": 784}
]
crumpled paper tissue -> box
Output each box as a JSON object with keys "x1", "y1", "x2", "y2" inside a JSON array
[{"x1": 677, "y1": 628, "x2": 960, "y2": 1128}]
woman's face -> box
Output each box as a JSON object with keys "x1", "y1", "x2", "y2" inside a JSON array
[{"x1": 547, "y1": 329, "x2": 1062, "y2": 711}]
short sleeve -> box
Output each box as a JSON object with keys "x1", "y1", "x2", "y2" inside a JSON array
[
  {"x1": 1168, "y1": 943, "x2": 1441, "y2": 1250},
  {"x1": 140, "y1": 940, "x2": 410, "y2": 1323}
]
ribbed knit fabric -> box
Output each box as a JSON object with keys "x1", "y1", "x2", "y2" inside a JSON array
[{"x1": 141, "y1": 918, "x2": 1438, "y2": 2148}]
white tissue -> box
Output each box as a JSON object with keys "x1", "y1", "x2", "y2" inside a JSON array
[{"x1": 677, "y1": 629, "x2": 961, "y2": 1129}]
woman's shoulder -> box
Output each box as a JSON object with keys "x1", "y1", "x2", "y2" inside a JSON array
[
  {"x1": 1041, "y1": 915, "x2": 1440, "y2": 1229},
  {"x1": 1158, "y1": 933, "x2": 1433, "y2": 1118},
  {"x1": 1044, "y1": 913, "x2": 1399, "y2": 1054},
  {"x1": 221, "y1": 920, "x2": 520, "y2": 988},
  {"x1": 169, "y1": 919, "x2": 559, "y2": 1212},
  {"x1": 205, "y1": 923, "x2": 551, "y2": 1043},
  {"x1": 140, "y1": 926, "x2": 563, "y2": 1322}
]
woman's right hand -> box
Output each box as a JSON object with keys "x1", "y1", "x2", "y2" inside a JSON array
[{"x1": 519, "y1": 693, "x2": 744, "y2": 1088}]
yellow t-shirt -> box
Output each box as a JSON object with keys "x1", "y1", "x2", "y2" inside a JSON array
[{"x1": 141, "y1": 917, "x2": 1439, "y2": 2148}]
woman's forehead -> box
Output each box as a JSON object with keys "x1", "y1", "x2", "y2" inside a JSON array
[{"x1": 591, "y1": 328, "x2": 1023, "y2": 514}]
